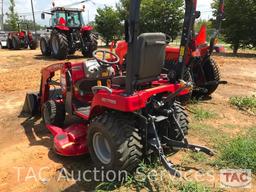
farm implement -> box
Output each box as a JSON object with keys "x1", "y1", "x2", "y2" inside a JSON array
[
  {"x1": 23, "y1": 0, "x2": 213, "y2": 177},
  {"x1": 112, "y1": 0, "x2": 227, "y2": 104}
]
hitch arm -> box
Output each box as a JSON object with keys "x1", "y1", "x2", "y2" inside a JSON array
[
  {"x1": 163, "y1": 136, "x2": 214, "y2": 156},
  {"x1": 148, "y1": 116, "x2": 181, "y2": 177}
]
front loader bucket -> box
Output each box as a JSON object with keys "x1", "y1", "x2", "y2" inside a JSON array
[{"x1": 22, "y1": 92, "x2": 39, "y2": 116}]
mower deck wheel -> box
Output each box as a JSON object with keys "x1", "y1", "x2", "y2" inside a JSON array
[
  {"x1": 88, "y1": 112, "x2": 143, "y2": 173},
  {"x1": 42, "y1": 100, "x2": 65, "y2": 127}
]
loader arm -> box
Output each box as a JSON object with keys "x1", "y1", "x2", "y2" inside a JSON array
[{"x1": 39, "y1": 62, "x2": 69, "y2": 108}]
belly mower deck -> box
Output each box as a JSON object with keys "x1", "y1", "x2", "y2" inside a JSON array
[{"x1": 46, "y1": 123, "x2": 89, "y2": 156}]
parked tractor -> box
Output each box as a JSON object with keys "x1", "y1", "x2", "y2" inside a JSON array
[
  {"x1": 40, "y1": 6, "x2": 97, "y2": 60},
  {"x1": 23, "y1": 0, "x2": 213, "y2": 177},
  {"x1": 112, "y1": 0, "x2": 227, "y2": 104},
  {"x1": 7, "y1": 23, "x2": 38, "y2": 50}
]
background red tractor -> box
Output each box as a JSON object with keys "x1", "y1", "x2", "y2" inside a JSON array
[
  {"x1": 40, "y1": 6, "x2": 98, "y2": 60},
  {"x1": 7, "y1": 23, "x2": 38, "y2": 50}
]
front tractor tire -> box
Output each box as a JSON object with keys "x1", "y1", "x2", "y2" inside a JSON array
[
  {"x1": 50, "y1": 31, "x2": 68, "y2": 60},
  {"x1": 200, "y1": 58, "x2": 220, "y2": 96},
  {"x1": 40, "y1": 37, "x2": 51, "y2": 56},
  {"x1": 42, "y1": 100, "x2": 65, "y2": 127},
  {"x1": 88, "y1": 112, "x2": 143, "y2": 173},
  {"x1": 82, "y1": 33, "x2": 97, "y2": 58}
]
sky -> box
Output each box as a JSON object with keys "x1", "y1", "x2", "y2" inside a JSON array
[{"x1": 2, "y1": 0, "x2": 214, "y2": 25}]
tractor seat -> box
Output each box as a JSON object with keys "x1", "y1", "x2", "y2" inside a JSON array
[{"x1": 112, "y1": 33, "x2": 166, "y2": 88}]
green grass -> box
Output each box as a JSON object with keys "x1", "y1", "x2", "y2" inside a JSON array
[
  {"x1": 214, "y1": 128, "x2": 256, "y2": 173},
  {"x1": 176, "y1": 181, "x2": 212, "y2": 192},
  {"x1": 230, "y1": 96, "x2": 256, "y2": 115},
  {"x1": 191, "y1": 107, "x2": 217, "y2": 121}
]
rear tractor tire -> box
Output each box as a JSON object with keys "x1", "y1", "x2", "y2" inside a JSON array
[
  {"x1": 12, "y1": 36, "x2": 21, "y2": 50},
  {"x1": 169, "y1": 101, "x2": 189, "y2": 141},
  {"x1": 42, "y1": 100, "x2": 65, "y2": 127},
  {"x1": 50, "y1": 31, "x2": 68, "y2": 60},
  {"x1": 29, "y1": 36, "x2": 38, "y2": 50},
  {"x1": 88, "y1": 112, "x2": 143, "y2": 174},
  {"x1": 40, "y1": 37, "x2": 51, "y2": 56},
  {"x1": 201, "y1": 58, "x2": 220, "y2": 96},
  {"x1": 7, "y1": 38, "x2": 13, "y2": 49}
]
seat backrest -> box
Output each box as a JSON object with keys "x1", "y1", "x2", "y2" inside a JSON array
[{"x1": 134, "y1": 33, "x2": 166, "y2": 84}]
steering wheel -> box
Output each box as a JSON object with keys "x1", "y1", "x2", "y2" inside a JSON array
[{"x1": 93, "y1": 50, "x2": 120, "y2": 67}]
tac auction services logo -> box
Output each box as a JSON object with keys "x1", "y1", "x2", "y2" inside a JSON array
[{"x1": 220, "y1": 169, "x2": 252, "y2": 189}]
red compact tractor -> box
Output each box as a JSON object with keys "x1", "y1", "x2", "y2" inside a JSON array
[
  {"x1": 112, "y1": 0, "x2": 227, "y2": 103},
  {"x1": 40, "y1": 5, "x2": 98, "y2": 60},
  {"x1": 7, "y1": 23, "x2": 38, "y2": 50},
  {"x1": 23, "y1": 0, "x2": 213, "y2": 177}
]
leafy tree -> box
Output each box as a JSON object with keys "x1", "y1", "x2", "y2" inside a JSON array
[
  {"x1": 95, "y1": 6, "x2": 122, "y2": 45},
  {"x1": 212, "y1": 0, "x2": 256, "y2": 54},
  {"x1": 116, "y1": 0, "x2": 184, "y2": 40},
  {"x1": 5, "y1": 0, "x2": 19, "y2": 31}
]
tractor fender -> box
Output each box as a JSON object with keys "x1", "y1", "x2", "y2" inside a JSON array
[
  {"x1": 55, "y1": 26, "x2": 70, "y2": 31},
  {"x1": 80, "y1": 26, "x2": 93, "y2": 32}
]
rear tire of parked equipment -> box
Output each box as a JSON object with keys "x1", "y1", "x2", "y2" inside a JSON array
[
  {"x1": 29, "y1": 36, "x2": 38, "y2": 50},
  {"x1": 42, "y1": 100, "x2": 65, "y2": 127},
  {"x1": 50, "y1": 31, "x2": 68, "y2": 60},
  {"x1": 88, "y1": 112, "x2": 143, "y2": 174},
  {"x1": 200, "y1": 58, "x2": 220, "y2": 96},
  {"x1": 40, "y1": 37, "x2": 51, "y2": 56},
  {"x1": 12, "y1": 36, "x2": 21, "y2": 50}
]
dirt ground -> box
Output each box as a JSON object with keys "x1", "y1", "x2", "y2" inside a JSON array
[{"x1": 0, "y1": 49, "x2": 255, "y2": 192}]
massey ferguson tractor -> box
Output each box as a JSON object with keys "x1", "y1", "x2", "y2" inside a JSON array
[
  {"x1": 7, "y1": 22, "x2": 38, "y2": 50},
  {"x1": 23, "y1": 0, "x2": 213, "y2": 177},
  {"x1": 112, "y1": 0, "x2": 227, "y2": 104},
  {"x1": 40, "y1": 5, "x2": 97, "y2": 60}
]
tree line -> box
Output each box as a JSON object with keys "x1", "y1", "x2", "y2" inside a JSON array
[
  {"x1": 95, "y1": 0, "x2": 256, "y2": 54},
  {"x1": 4, "y1": 0, "x2": 256, "y2": 54},
  {"x1": 4, "y1": 0, "x2": 42, "y2": 31}
]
